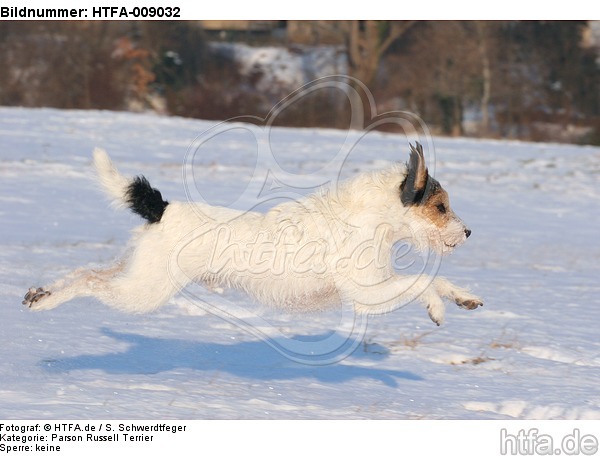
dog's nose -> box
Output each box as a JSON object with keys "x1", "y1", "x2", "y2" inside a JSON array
[{"x1": 465, "y1": 228, "x2": 471, "y2": 238}]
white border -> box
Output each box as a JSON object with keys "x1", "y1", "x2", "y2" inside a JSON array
[
  {"x1": 3, "y1": 0, "x2": 598, "y2": 20},
  {"x1": 1, "y1": 420, "x2": 599, "y2": 456}
]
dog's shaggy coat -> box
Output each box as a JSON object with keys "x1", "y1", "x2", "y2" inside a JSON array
[{"x1": 23, "y1": 143, "x2": 482, "y2": 325}]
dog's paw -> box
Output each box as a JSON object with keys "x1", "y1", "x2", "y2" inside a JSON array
[
  {"x1": 455, "y1": 296, "x2": 483, "y2": 310},
  {"x1": 22, "y1": 287, "x2": 51, "y2": 308},
  {"x1": 427, "y1": 303, "x2": 445, "y2": 326}
]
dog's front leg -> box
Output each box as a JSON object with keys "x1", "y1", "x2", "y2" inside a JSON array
[
  {"x1": 343, "y1": 274, "x2": 448, "y2": 326},
  {"x1": 343, "y1": 274, "x2": 483, "y2": 326},
  {"x1": 432, "y1": 276, "x2": 483, "y2": 310}
]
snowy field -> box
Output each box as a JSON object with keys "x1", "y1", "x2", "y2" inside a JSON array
[{"x1": 1, "y1": 106, "x2": 599, "y2": 419}]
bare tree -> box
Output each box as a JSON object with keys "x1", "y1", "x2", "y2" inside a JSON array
[
  {"x1": 476, "y1": 22, "x2": 492, "y2": 134},
  {"x1": 386, "y1": 21, "x2": 482, "y2": 136},
  {"x1": 309, "y1": 21, "x2": 416, "y2": 128},
  {"x1": 345, "y1": 21, "x2": 416, "y2": 88}
]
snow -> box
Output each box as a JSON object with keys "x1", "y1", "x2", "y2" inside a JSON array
[{"x1": 1, "y1": 106, "x2": 599, "y2": 419}]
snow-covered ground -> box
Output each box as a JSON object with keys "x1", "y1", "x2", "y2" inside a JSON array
[{"x1": 1, "y1": 106, "x2": 599, "y2": 419}]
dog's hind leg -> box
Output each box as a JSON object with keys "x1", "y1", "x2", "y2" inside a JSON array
[
  {"x1": 104, "y1": 256, "x2": 186, "y2": 313},
  {"x1": 23, "y1": 262, "x2": 126, "y2": 311},
  {"x1": 24, "y1": 254, "x2": 186, "y2": 314}
]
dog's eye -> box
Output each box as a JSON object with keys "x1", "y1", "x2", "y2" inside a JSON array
[{"x1": 436, "y1": 203, "x2": 447, "y2": 214}]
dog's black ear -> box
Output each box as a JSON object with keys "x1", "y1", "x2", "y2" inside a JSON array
[{"x1": 400, "y1": 142, "x2": 429, "y2": 206}]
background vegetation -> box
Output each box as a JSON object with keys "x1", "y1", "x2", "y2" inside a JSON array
[{"x1": 1, "y1": 21, "x2": 598, "y2": 144}]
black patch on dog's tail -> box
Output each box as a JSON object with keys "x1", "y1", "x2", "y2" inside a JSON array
[{"x1": 125, "y1": 176, "x2": 169, "y2": 224}]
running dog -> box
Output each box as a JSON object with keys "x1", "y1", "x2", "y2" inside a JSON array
[{"x1": 23, "y1": 143, "x2": 482, "y2": 325}]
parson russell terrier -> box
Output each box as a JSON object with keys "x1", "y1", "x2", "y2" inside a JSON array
[{"x1": 23, "y1": 142, "x2": 482, "y2": 326}]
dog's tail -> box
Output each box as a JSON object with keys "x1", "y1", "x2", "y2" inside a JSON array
[{"x1": 93, "y1": 148, "x2": 169, "y2": 224}]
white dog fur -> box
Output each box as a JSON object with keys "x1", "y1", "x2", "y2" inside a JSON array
[{"x1": 23, "y1": 143, "x2": 482, "y2": 326}]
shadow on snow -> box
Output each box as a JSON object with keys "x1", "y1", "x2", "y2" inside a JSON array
[{"x1": 42, "y1": 328, "x2": 423, "y2": 387}]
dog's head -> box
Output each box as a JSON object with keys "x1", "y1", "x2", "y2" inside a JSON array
[{"x1": 399, "y1": 142, "x2": 471, "y2": 254}]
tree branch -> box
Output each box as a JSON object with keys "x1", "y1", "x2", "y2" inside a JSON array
[{"x1": 376, "y1": 20, "x2": 417, "y2": 59}]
